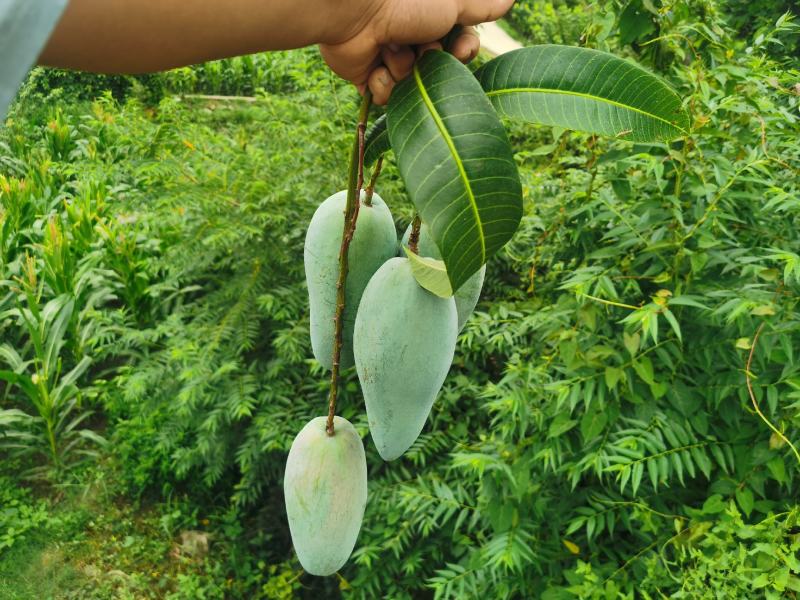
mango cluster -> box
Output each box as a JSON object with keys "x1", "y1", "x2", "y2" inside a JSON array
[{"x1": 284, "y1": 190, "x2": 484, "y2": 576}]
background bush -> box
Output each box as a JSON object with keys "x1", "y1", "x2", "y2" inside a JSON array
[{"x1": 2, "y1": 1, "x2": 800, "y2": 598}]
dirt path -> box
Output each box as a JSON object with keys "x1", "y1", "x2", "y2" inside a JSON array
[{"x1": 478, "y1": 21, "x2": 523, "y2": 57}]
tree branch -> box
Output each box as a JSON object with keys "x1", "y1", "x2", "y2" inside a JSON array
[{"x1": 326, "y1": 92, "x2": 372, "y2": 436}]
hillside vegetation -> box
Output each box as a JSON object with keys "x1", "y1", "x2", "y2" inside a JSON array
[{"x1": 1, "y1": 1, "x2": 799, "y2": 598}]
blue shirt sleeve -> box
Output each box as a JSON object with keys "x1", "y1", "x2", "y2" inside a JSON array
[{"x1": 1, "y1": 0, "x2": 69, "y2": 118}]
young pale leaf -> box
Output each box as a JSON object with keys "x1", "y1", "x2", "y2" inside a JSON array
[
  {"x1": 475, "y1": 45, "x2": 689, "y2": 142},
  {"x1": 387, "y1": 51, "x2": 522, "y2": 292},
  {"x1": 403, "y1": 248, "x2": 453, "y2": 298},
  {"x1": 364, "y1": 114, "x2": 388, "y2": 167}
]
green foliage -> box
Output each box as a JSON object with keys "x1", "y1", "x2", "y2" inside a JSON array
[
  {"x1": 0, "y1": 290, "x2": 101, "y2": 478},
  {"x1": 0, "y1": 105, "x2": 124, "y2": 478},
  {"x1": 0, "y1": 475, "x2": 50, "y2": 554},
  {"x1": 1, "y1": 2, "x2": 799, "y2": 598},
  {"x1": 0, "y1": 465, "x2": 301, "y2": 599},
  {"x1": 720, "y1": 0, "x2": 798, "y2": 57},
  {"x1": 507, "y1": 0, "x2": 592, "y2": 46},
  {"x1": 161, "y1": 47, "x2": 330, "y2": 97},
  {"x1": 14, "y1": 46, "x2": 331, "y2": 110}
]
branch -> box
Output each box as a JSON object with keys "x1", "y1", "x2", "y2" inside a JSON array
[
  {"x1": 364, "y1": 155, "x2": 384, "y2": 207},
  {"x1": 745, "y1": 322, "x2": 800, "y2": 467},
  {"x1": 326, "y1": 92, "x2": 372, "y2": 436}
]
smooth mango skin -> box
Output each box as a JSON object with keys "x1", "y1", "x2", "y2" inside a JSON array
[
  {"x1": 284, "y1": 416, "x2": 368, "y2": 576},
  {"x1": 354, "y1": 258, "x2": 458, "y2": 461},
  {"x1": 400, "y1": 224, "x2": 486, "y2": 332},
  {"x1": 305, "y1": 191, "x2": 397, "y2": 370}
]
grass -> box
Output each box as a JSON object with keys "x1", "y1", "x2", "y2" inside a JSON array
[
  {"x1": 0, "y1": 465, "x2": 220, "y2": 600},
  {"x1": 0, "y1": 538, "x2": 83, "y2": 599}
]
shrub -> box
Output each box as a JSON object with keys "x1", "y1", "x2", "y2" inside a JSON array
[
  {"x1": 1, "y1": 2, "x2": 799, "y2": 597},
  {"x1": 507, "y1": 0, "x2": 591, "y2": 46}
]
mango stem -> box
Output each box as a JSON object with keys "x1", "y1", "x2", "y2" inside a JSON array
[
  {"x1": 364, "y1": 155, "x2": 384, "y2": 207},
  {"x1": 408, "y1": 215, "x2": 422, "y2": 255},
  {"x1": 327, "y1": 92, "x2": 372, "y2": 436}
]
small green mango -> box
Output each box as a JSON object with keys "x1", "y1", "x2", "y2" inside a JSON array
[
  {"x1": 354, "y1": 258, "x2": 457, "y2": 460},
  {"x1": 284, "y1": 416, "x2": 367, "y2": 576},
  {"x1": 305, "y1": 191, "x2": 397, "y2": 370},
  {"x1": 400, "y1": 223, "x2": 486, "y2": 332}
]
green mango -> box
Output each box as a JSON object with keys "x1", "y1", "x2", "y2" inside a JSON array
[
  {"x1": 400, "y1": 223, "x2": 486, "y2": 332},
  {"x1": 354, "y1": 258, "x2": 457, "y2": 460},
  {"x1": 305, "y1": 190, "x2": 397, "y2": 370},
  {"x1": 284, "y1": 415, "x2": 367, "y2": 576}
]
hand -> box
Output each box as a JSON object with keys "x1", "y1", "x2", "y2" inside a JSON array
[{"x1": 320, "y1": 0, "x2": 515, "y2": 105}]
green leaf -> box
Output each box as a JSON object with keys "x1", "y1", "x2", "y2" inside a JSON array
[
  {"x1": 631, "y1": 462, "x2": 644, "y2": 496},
  {"x1": 647, "y1": 457, "x2": 659, "y2": 490},
  {"x1": 623, "y1": 331, "x2": 640, "y2": 356},
  {"x1": 0, "y1": 408, "x2": 31, "y2": 428},
  {"x1": 735, "y1": 486, "x2": 755, "y2": 517},
  {"x1": 671, "y1": 451, "x2": 685, "y2": 485},
  {"x1": 364, "y1": 114, "x2": 388, "y2": 166},
  {"x1": 650, "y1": 381, "x2": 668, "y2": 399},
  {"x1": 475, "y1": 45, "x2": 689, "y2": 142},
  {"x1": 0, "y1": 344, "x2": 26, "y2": 370},
  {"x1": 580, "y1": 407, "x2": 608, "y2": 442},
  {"x1": 548, "y1": 413, "x2": 578, "y2": 438},
  {"x1": 691, "y1": 446, "x2": 712, "y2": 479},
  {"x1": 767, "y1": 456, "x2": 787, "y2": 484},
  {"x1": 702, "y1": 494, "x2": 726, "y2": 514},
  {"x1": 0, "y1": 370, "x2": 38, "y2": 403},
  {"x1": 618, "y1": 0, "x2": 656, "y2": 45},
  {"x1": 605, "y1": 366, "x2": 623, "y2": 390},
  {"x1": 44, "y1": 295, "x2": 74, "y2": 379},
  {"x1": 403, "y1": 247, "x2": 453, "y2": 298},
  {"x1": 632, "y1": 356, "x2": 654, "y2": 385},
  {"x1": 387, "y1": 51, "x2": 522, "y2": 292},
  {"x1": 662, "y1": 308, "x2": 682, "y2": 342},
  {"x1": 752, "y1": 573, "x2": 770, "y2": 589},
  {"x1": 669, "y1": 295, "x2": 710, "y2": 309},
  {"x1": 711, "y1": 445, "x2": 729, "y2": 474}
]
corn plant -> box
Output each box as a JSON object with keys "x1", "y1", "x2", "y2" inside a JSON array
[{"x1": 0, "y1": 256, "x2": 103, "y2": 479}]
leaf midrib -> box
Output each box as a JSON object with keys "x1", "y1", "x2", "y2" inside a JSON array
[
  {"x1": 486, "y1": 87, "x2": 686, "y2": 133},
  {"x1": 413, "y1": 63, "x2": 486, "y2": 265}
]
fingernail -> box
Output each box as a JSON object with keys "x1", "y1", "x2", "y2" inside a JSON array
[{"x1": 379, "y1": 72, "x2": 391, "y2": 85}]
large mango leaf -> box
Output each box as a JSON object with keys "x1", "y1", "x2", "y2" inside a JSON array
[
  {"x1": 475, "y1": 45, "x2": 689, "y2": 142},
  {"x1": 387, "y1": 51, "x2": 522, "y2": 292},
  {"x1": 364, "y1": 115, "x2": 388, "y2": 167}
]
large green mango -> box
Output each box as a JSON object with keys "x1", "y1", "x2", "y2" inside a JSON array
[
  {"x1": 400, "y1": 223, "x2": 485, "y2": 332},
  {"x1": 284, "y1": 416, "x2": 367, "y2": 576},
  {"x1": 305, "y1": 190, "x2": 397, "y2": 370},
  {"x1": 354, "y1": 258, "x2": 457, "y2": 461}
]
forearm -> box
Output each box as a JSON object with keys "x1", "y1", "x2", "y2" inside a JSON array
[{"x1": 39, "y1": 0, "x2": 358, "y2": 73}]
